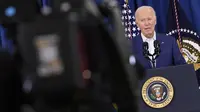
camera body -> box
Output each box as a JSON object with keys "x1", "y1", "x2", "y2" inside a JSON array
[{"x1": 0, "y1": 0, "x2": 140, "y2": 112}]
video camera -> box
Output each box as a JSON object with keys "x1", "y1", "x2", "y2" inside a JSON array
[{"x1": 0, "y1": 0, "x2": 142, "y2": 112}]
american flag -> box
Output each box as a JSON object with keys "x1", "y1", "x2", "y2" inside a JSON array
[{"x1": 121, "y1": 0, "x2": 140, "y2": 39}]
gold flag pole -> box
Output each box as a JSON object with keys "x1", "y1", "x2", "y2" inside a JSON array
[{"x1": 125, "y1": 0, "x2": 128, "y2": 4}]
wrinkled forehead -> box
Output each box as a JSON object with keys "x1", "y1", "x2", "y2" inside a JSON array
[{"x1": 136, "y1": 7, "x2": 156, "y2": 19}]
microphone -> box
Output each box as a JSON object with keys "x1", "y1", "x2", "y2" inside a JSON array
[
  {"x1": 154, "y1": 40, "x2": 161, "y2": 57},
  {"x1": 154, "y1": 40, "x2": 160, "y2": 49},
  {"x1": 143, "y1": 42, "x2": 148, "y2": 50},
  {"x1": 142, "y1": 42, "x2": 150, "y2": 60},
  {"x1": 143, "y1": 41, "x2": 159, "y2": 68}
]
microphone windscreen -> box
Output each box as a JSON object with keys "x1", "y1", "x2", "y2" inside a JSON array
[
  {"x1": 142, "y1": 42, "x2": 148, "y2": 50},
  {"x1": 154, "y1": 40, "x2": 160, "y2": 48}
]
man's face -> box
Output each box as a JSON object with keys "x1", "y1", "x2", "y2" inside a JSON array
[{"x1": 136, "y1": 8, "x2": 156, "y2": 38}]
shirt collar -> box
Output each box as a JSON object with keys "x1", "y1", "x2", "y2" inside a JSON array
[{"x1": 141, "y1": 31, "x2": 156, "y2": 42}]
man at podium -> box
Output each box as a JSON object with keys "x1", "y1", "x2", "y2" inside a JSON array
[{"x1": 132, "y1": 6, "x2": 186, "y2": 69}]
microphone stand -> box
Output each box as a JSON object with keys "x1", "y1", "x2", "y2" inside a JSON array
[
  {"x1": 144, "y1": 51, "x2": 158, "y2": 69},
  {"x1": 148, "y1": 53, "x2": 156, "y2": 68},
  {"x1": 150, "y1": 46, "x2": 161, "y2": 68}
]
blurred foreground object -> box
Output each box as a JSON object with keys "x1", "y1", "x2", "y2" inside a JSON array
[{"x1": 0, "y1": 0, "x2": 143, "y2": 112}]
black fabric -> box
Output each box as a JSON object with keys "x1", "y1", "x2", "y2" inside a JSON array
[
  {"x1": 0, "y1": 49, "x2": 21, "y2": 112},
  {"x1": 17, "y1": 15, "x2": 84, "y2": 108}
]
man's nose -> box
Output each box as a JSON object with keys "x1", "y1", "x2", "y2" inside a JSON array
[{"x1": 144, "y1": 20, "x2": 150, "y2": 26}]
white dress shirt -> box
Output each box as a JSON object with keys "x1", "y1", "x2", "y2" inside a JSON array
[{"x1": 141, "y1": 32, "x2": 156, "y2": 67}]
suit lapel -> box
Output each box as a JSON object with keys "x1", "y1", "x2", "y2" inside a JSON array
[{"x1": 155, "y1": 34, "x2": 164, "y2": 68}]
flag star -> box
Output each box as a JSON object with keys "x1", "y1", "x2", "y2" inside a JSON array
[
  {"x1": 121, "y1": 16, "x2": 124, "y2": 20},
  {"x1": 128, "y1": 10, "x2": 131, "y2": 13},
  {"x1": 128, "y1": 16, "x2": 131, "y2": 20},
  {"x1": 123, "y1": 4, "x2": 127, "y2": 8},
  {"x1": 124, "y1": 0, "x2": 127, "y2": 2},
  {"x1": 122, "y1": 10, "x2": 126, "y2": 14},
  {"x1": 132, "y1": 27, "x2": 136, "y2": 31},
  {"x1": 125, "y1": 16, "x2": 127, "y2": 19}
]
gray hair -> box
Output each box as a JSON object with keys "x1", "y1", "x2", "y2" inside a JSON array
[{"x1": 135, "y1": 6, "x2": 156, "y2": 20}]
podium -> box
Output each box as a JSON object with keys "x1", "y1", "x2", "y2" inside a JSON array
[{"x1": 139, "y1": 64, "x2": 200, "y2": 112}]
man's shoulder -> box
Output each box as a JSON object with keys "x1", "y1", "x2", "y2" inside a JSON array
[
  {"x1": 157, "y1": 33, "x2": 175, "y2": 41},
  {"x1": 157, "y1": 33, "x2": 174, "y2": 38}
]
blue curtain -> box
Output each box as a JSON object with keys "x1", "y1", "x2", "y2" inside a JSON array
[
  {"x1": 1, "y1": 0, "x2": 200, "y2": 48},
  {"x1": 179, "y1": 0, "x2": 200, "y2": 35},
  {"x1": 0, "y1": 25, "x2": 13, "y2": 53},
  {"x1": 115, "y1": 0, "x2": 200, "y2": 35},
  {"x1": 0, "y1": 26, "x2": 7, "y2": 49}
]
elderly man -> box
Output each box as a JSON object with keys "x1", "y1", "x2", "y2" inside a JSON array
[{"x1": 132, "y1": 6, "x2": 186, "y2": 69}]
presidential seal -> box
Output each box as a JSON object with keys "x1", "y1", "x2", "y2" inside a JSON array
[
  {"x1": 167, "y1": 29, "x2": 200, "y2": 64},
  {"x1": 141, "y1": 76, "x2": 174, "y2": 108}
]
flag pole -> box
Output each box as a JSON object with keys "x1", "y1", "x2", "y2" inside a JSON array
[
  {"x1": 173, "y1": 0, "x2": 183, "y2": 51},
  {"x1": 125, "y1": 0, "x2": 128, "y2": 4}
]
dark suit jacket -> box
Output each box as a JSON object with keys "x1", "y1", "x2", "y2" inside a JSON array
[{"x1": 132, "y1": 33, "x2": 186, "y2": 69}]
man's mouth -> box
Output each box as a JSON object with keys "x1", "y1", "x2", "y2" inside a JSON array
[{"x1": 145, "y1": 28, "x2": 151, "y2": 30}]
